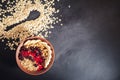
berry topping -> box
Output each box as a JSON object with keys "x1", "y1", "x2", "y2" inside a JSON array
[
  {"x1": 33, "y1": 64, "x2": 38, "y2": 67},
  {"x1": 19, "y1": 46, "x2": 45, "y2": 72},
  {"x1": 21, "y1": 50, "x2": 29, "y2": 57},
  {"x1": 18, "y1": 54, "x2": 24, "y2": 60},
  {"x1": 37, "y1": 65, "x2": 44, "y2": 71}
]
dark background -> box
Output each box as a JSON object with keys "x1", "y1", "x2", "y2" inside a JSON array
[{"x1": 0, "y1": 0, "x2": 120, "y2": 80}]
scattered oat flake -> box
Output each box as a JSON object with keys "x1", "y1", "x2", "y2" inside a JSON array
[
  {"x1": 0, "y1": 0, "x2": 62, "y2": 50},
  {"x1": 68, "y1": 5, "x2": 71, "y2": 8}
]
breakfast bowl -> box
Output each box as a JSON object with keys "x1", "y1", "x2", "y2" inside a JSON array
[{"x1": 16, "y1": 37, "x2": 55, "y2": 75}]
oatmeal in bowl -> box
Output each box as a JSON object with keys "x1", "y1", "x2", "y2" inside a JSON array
[{"x1": 16, "y1": 37, "x2": 55, "y2": 75}]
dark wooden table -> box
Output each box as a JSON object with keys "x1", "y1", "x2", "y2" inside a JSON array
[{"x1": 0, "y1": 0, "x2": 120, "y2": 80}]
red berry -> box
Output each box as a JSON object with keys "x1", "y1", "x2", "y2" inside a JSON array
[
  {"x1": 21, "y1": 50, "x2": 29, "y2": 57},
  {"x1": 30, "y1": 52, "x2": 36, "y2": 57},
  {"x1": 35, "y1": 56, "x2": 42, "y2": 63},
  {"x1": 39, "y1": 58, "x2": 43, "y2": 63},
  {"x1": 37, "y1": 65, "x2": 43, "y2": 71}
]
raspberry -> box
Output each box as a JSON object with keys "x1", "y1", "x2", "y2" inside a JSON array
[
  {"x1": 39, "y1": 57, "x2": 43, "y2": 63},
  {"x1": 21, "y1": 50, "x2": 29, "y2": 57},
  {"x1": 35, "y1": 56, "x2": 43, "y2": 64},
  {"x1": 37, "y1": 65, "x2": 43, "y2": 71},
  {"x1": 30, "y1": 52, "x2": 36, "y2": 57}
]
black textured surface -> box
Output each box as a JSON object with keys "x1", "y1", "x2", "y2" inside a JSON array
[{"x1": 0, "y1": 0, "x2": 120, "y2": 80}]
